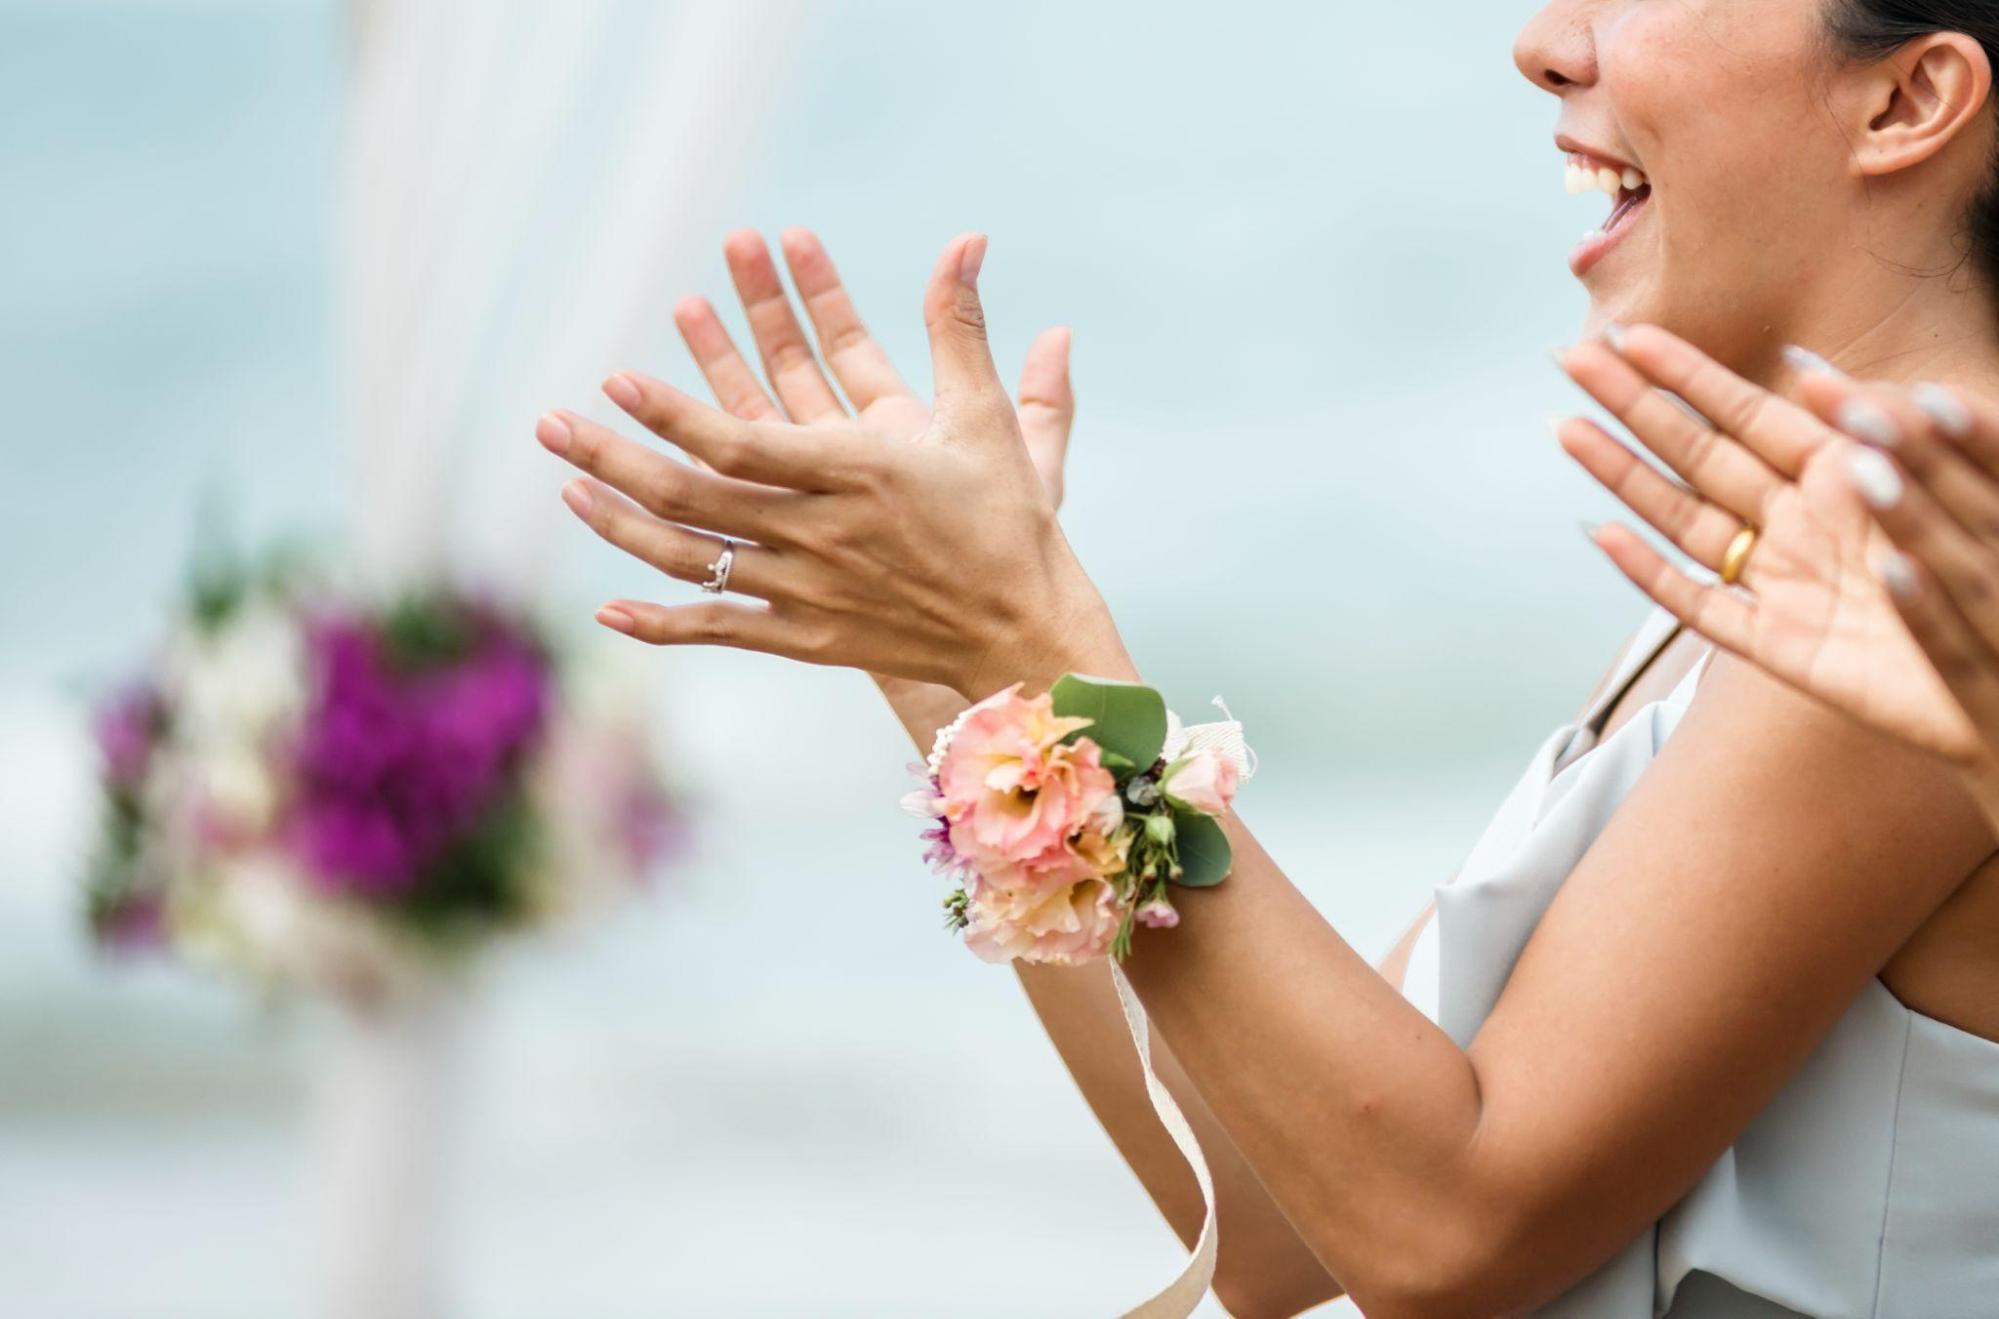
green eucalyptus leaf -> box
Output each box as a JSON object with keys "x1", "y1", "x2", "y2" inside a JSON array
[
  {"x1": 1050, "y1": 674, "x2": 1167, "y2": 768},
  {"x1": 1171, "y1": 811, "x2": 1233, "y2": 889}
]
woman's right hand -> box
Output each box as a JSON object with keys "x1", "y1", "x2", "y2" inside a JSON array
[
  {"x1": 1558, "y1": 324, "x2": 1999, "y2": 819},
  {"x1": 671, "y1": 228, "x2": 1078, "y2": 510}
]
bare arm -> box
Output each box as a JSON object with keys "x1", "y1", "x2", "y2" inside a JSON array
[
  {"x1": 678, "y1": 232, "x2": 1342, "y2": 1317},
  {"x1": 546, "y1": 245, "x2": 1998, "y2": 1314}
]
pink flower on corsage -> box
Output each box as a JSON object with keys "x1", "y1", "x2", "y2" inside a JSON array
[
  {"x1": 1160, "y1": 747, "x2": 1240, "y2": 817},
  {"x1": 914, "y1": 675, "x2": 1250, "y2": 967},
  {"x1": 962, "y1": 872, "x2": 1126, "y2": 966},
  {"x1": 933, "y1": 685, "x2": 1120, "y2": 889}
]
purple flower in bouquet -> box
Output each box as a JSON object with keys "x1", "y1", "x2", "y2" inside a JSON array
[
  {"x1": 286, "y1": 608, "x2": 551, "y2": 899},
  {"x1": 94, "y1": 681, "x2": 163, "y2": 790}
]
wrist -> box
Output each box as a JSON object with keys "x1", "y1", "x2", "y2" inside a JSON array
[{"x1": 957, "y1": 586, "x2": 1135, "y2": 700}]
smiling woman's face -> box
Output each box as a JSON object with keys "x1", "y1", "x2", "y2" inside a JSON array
[{"x1": 1515, "y1": 0, "x2": 1925, "y2": 362}]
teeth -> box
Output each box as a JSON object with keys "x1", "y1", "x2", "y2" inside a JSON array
[{"x1": 1562, "y1": 159, "x2": 1650, "y2": 197}]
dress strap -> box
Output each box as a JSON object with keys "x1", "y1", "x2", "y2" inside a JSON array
[{"x1": 1579, "y1": 610, "x2": 1685, "y2": 737}]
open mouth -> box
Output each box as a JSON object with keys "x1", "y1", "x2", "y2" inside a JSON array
[{"x1": 1565, "y1": 155, "x2": 1652, "y2": 276}]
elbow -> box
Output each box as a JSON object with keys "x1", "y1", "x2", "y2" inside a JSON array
[
  {"x1": 1325, "y1": 1199, "x2": 1546, "y2": 1319},
  {"x1": 1211, "y1": 1272, "x2": 1341, "y2": 1319}
]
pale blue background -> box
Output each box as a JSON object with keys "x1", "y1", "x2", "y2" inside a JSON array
[{"x1": 0, "y1": 1, "x2": 1639, "y2": 1314}]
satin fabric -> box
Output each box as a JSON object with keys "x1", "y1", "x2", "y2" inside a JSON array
[{"x1": 1410, "y1": 609, "x2": 1999, "y2": 1317}]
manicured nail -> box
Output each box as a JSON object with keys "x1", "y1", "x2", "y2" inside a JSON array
[
  {"x1": 603, "y1": 372, "x2": 644, "y2": 410},
  {"x1": 1876, "y1": 550, "x2": 1920, "y2": 603},
  {"x1": 1847, "y1": 446, "x2": 1904, "y2": 509},
  {"x1": 958, "y1": 234, "x2": 987, "y2": 289},
  {"x1": 535, "y1": 412, "x2": 572, "y2": 456},
  {"x1": 1602, "y1": 322, "x2": 1628, "y2": 351},
  {"x1": 1549, "y1": 345, "x2": 1572, "y2": 370},
  {"x1": 560, "y1": 480, "x2": 592, "y2": 517},
  {"x1": 1912, "y1": 382, "x2": 1973, "y2": 439},
  {"x1": 1578, "y1": 519, "x2": 1604, "y2": 543},
  {"x1": 595, "y1": 605, "x2": 636, "y2": 635},
  {"x1": 1780, "y1": 344, "x2": 1845, "y2": 379},
  {"x1": 1836, "y1": 398, "x2": 1900, "y2": 449}
]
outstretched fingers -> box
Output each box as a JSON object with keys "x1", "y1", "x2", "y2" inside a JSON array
[
  {"x1": 1803, "y1": 375, "x2": 1999, "y2": 551},
  {"x1": 601, "y1": 370, "x2": 877, "y2": 492},
  {"x1": 594, "y1": 597, "x2": 824, "y2": 665},
  {"x1": 1559, "y1": 338, "x2": 1780, "y2": 526},
  {"x1": 560, "y1": 477, "x2": 789, "y2": 603},
  {"x1": 672, "y1": 294, "x2": 783, "y2": 423},
  {"x1": 778, "y1": 228, "x2": 913, "y2": 411},
  {"x1": 1556, "y1": 416, "x2": 1746, "y2": 570},
  {"x1": 1609, "y1": 324, "x2": 1830, "y2": 479},
  {"x1": 722, "y1": 229, "x2": 846, "y2": 423},
  {"x1": 1871, "y1": 551, "x2": 1999, "y2": 762},
  {"x1": 1589, "y1": 521, "x2": 1760, "y2": 657},
  {"x1": 1846, "y1": 442, "x2": 1999, "y2": 686},
  {"x1": 536, "y1": 409, "x2": 795, "y2": 543}
]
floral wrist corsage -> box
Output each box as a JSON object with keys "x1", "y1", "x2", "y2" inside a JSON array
[{"x1": 904, "y1": 675, "x2": 1253, "y2": 965}]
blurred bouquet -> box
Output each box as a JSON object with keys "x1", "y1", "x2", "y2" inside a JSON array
[{"x1": 84, "y1": 549, "x2": 681, "y2": 1005}]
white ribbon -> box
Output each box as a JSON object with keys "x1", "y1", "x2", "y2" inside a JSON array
[
  {"x1": 1114, "y1": 705, "x2": 1250, "y2": 1318},
  {"x1": 1110, "y1": 958, "x2": 1221, "y2": 1318}
]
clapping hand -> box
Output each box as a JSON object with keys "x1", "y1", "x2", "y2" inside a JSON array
[
  {"x1": 536, "y1": 233, "x2": 1131, "y2": 700},
  {"x1": 1558, "y1": 324, "x2": 1999, "y2": 818}
]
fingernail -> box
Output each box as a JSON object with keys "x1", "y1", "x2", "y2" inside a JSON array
[
  {"x1": 1912, "y1": 382, "x2": 1973, "y2": 439},
  {"x1": 1847, "y1": 446, "x2": 1905, "y2": 509},
  {"x1": 1579, "y1": 519, "x2": 1603, "y2": 543},
  {"x1": 1780, "y1": 344, "x2": 1845, "y2": 379},
  {"x1": 603, "y1": 372, "x2": 644, "y2": 410},
  {"x1": 1836, "y1": 398, "x2": 1901, "y2": 449},
  {"x1": 1603, "y1": 322, "x2": 1628, "y2": 351},
  {"x1": 561, "y1": 480, "x2": 592, "y2": 517},
  {"x1": 1876, "y1": 550, "x2": 1920, "y2": 603},
  {"x1": 1548, "y1": 414, "x2": 1570, "y2": 439},
  {"x1": 1549, "y1": 345, "x2": 1572, "y2": 370},
  {"x1": 535, "y1": 412, "x2": 572, "y2": 456},
  {"x1": 958, "y1": 234, "x2": 987, "y2": 289},
  {"x1": 595, "y1": 605, "x2": 636, "y2": 635}
]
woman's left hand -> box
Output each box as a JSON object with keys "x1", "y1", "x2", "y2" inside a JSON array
[
  {"x1": 536, "y1": 232, "x2": 1134, "y2": 700},
  {"x1": 1555, "y1": 325, "x2": 1981, "y2": 762}
]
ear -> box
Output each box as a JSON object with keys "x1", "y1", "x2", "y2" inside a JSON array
[{"x1": 1851, "y1": 32, "x2": 1993, "y2": 180}]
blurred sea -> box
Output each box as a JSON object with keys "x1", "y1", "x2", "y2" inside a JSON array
[{"x1": 1, "y1": 1, "x2": 1651, "y2": 1314}]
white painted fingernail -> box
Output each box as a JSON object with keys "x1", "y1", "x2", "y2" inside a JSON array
[
  {"x1": 1876, "y1": 550, "x2": 1920, "y2": 603},
  {"x1": 1912, "y1": 382, "x2": 1973, "y2": 439},
  {"x1": 1837, "y1": 398, "x2": 1901, "y2": 449},
  {"x1": 1781, "y1": 344, "x2": 1846, "y2": 379},
  {"x1": 1848, "y1": 446, "x2": 1905, "y2": 509},
  {"x1": 1603, "y1": 323, "x2": 1628, "y2": 351}
]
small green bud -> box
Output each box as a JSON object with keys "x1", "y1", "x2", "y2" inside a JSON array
[{"x1": 1144, "y1": 812, "x2": 1176, "y2": 846}]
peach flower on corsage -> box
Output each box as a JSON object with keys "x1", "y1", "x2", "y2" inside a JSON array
[{"x1": 908, "y1": 676, "x2": 1251, "y2": 965}]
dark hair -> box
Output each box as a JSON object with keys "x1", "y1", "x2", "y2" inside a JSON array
[{"x1": 1827, "y1": 0, "x2": 1999, "y2": 288}]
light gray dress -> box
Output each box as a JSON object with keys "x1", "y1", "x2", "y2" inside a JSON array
[{"x1": 1401, "y1": 608, "x2": 1999, "y2": 1317}]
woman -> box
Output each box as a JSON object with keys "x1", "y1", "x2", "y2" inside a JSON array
[{"x1": 534, "y1": 0, "x2": 1999, "y2": 1314}]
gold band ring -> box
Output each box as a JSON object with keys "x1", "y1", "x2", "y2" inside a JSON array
[{"x1": 1721, "y1": 525, "x2": 1759, "y2": 586}]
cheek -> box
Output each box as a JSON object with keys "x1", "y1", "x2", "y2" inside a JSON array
[{"x1": 1601, "y1": 11, "x2": 1840, "y2": 247}]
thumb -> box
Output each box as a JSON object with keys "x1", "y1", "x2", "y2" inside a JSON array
[{"x1": 923, "y1": 232, "x2": 1007, "y2": 415}]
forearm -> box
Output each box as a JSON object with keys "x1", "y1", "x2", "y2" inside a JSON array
[
  {"x1": 871, "y1": 670, "x2": 1340, "y2": 1316},
  {"x1": 1121, "y1": 821, "x2": 1498, "y2": 1314}
]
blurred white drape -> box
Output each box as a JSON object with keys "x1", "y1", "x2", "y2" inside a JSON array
[
  {"x1": 327, "y1": 5, "x2": 802, "y2": 1314},
  {"x1": 342, "y1": 0, "x2": 805, "y2": 591}
]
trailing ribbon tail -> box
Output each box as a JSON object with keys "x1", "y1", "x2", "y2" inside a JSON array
[{"x1": 1111, "y1": 961, "x2": 1220, "y2": 1318}]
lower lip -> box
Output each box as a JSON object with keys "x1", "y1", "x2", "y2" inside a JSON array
[{"x1": 1569, "y1": 189, "x2": 1652, "y2": 277}]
